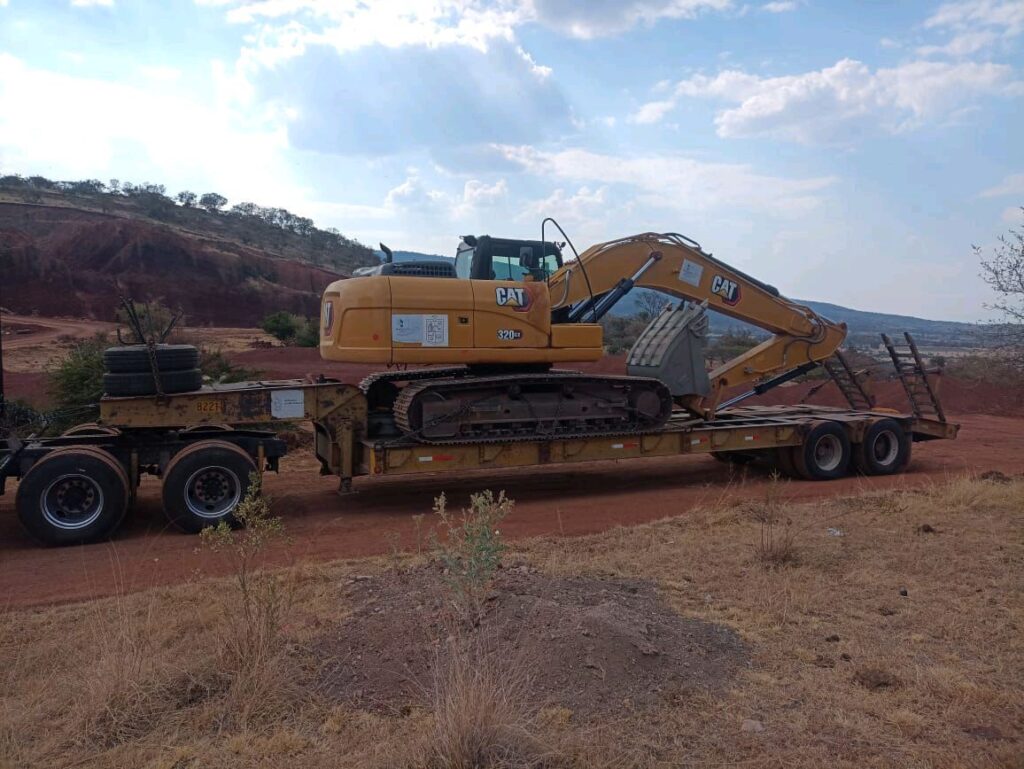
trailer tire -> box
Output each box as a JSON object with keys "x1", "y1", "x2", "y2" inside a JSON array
[
  {"x1": 15, "y1": 447, "x2": 130, "y2": 546},
  {"x1": 103, "y1": 368, "x2": 203, "y2": 397},
  {"x1": 161, "y1": 440, "x2": 257, "y2": 533},
  {"x1": 103, "y1": 344, "x2": 200, "y2": 373},
  {"x1": 854, "y1": 418, "x2": 911, "y2": 476},
  {"x1": 793, "y1": 421, "x2": 850, "y2": 481}
]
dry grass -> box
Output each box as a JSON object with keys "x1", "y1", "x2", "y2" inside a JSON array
[
  {"x1": 0, "y1": 474, "x2": 1021, "y2": 768},
  {"x1": 419, "y1": 635, "x2": 551, "y2": 769}
]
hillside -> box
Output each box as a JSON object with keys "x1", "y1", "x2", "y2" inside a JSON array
[{"x1": 0, "y1": 176, "x2": 377, "y2": 324}]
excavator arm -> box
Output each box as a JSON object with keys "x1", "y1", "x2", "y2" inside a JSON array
[{"x1": 546, "y1": 232, "x2": 847, "y2": 414}]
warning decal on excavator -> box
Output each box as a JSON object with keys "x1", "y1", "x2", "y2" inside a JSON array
[
  {"x1": 678, "y1": 259, "x2": 703, "y2": 288},
  {"x1": 392, "y1": 314, "x2": 449, "y2": 346}
]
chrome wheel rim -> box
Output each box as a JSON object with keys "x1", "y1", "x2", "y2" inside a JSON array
[
  {"x1": 41, "y1": 474, "x2": 105, "y2": 530},
  {"x1": 812, "y1": 434, "x2": 843, "y2": 472},
  {"x1": 184, "y1": 466, "x2": 241, "y2": 519}
]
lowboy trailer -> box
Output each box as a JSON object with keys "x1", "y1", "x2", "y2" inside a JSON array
[{"x1": 1, "y1": 335, "x2": 957, "y2": 547}]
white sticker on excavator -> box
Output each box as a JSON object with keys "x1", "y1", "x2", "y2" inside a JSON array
[
  {"x1": 423, "y1": 314, "x2": 448, "y2": 347},
  {"x1": 679, "y1": 259, "x2": 703, "y2": 288},
  {"x1": 392, "y1": 314, "x2": 449, "y2": 346}
]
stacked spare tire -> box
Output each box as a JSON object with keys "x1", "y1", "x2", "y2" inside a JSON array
[{"x1": 102, "y1": 344, "x2": 204, "y2": 396}]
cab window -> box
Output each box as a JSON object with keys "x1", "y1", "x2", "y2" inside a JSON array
[
  {"x1": 454, "y1": 244, "x2": 473, "y2": 279},
  {"x1": 491, "y1": 255, "x2": 529, "y2": 281}
]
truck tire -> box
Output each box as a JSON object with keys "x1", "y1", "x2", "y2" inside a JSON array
[
  {"x1": 854, "y1": 418, "x2": 911, "y2": 476},
  {"x1": 792, "y1": 421, "x2": 850, "y2": 481},
  {"x1": 103, "y1": 368, "x2": 203, "y2": 397},
  {"x1": 103, "y1": 344, "x2": 200, "y2": 373},
  {"x1": 161, "y1": 440, "x2": 257, "y2": 533},
  {"x1": 15, "y1": 447, "x2": 130, "y2": 546}
]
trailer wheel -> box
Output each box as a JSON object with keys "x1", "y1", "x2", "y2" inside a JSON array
[
  {"x1": 161, "y1": 440, "x2": 257, "y2": 533},
  {"x1": 793, "y1": 421, "x2": 850, "y2": 481},
  {"x1": 854, "y1": 418, "x2": 911, "y2": 476},
  {"x1": 103, "y1": 368, "x2": 203, "y2": 397},
  {"x1": 15, "y1": 447, "x2": 130, "y2": 546}
]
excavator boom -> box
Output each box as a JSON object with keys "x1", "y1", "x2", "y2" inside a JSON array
[{"x1": 546, "y1": 232, "x2": 847, "y2": 413}]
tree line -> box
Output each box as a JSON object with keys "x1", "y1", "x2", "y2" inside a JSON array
[{"x1": 0, "y1": 173, "x2": 373, "y2": 270}]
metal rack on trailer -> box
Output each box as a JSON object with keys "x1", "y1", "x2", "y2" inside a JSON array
[{"x1": 0, "y1": 333, "x2": 958, "y2": 547}]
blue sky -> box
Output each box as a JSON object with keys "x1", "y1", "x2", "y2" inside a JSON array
[{"x1": 1, "y1": 0, "x2": 1022, "y2": 321}]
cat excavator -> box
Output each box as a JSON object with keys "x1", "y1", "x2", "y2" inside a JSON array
[{"x1": 320, "y1": 231, "x2": 847, "y2": 443}]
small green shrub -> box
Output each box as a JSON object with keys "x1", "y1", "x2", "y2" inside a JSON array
[
  {"x1": 199, "y1": 473, "x2": 295, "y2": 726},
  {"x1": 47, "y1": 333, "x2": 109, "y2": 430},
  {"x1": 433, "y1": 491, "x2": 512, "y2": 615},
  {"x1": 261, "y1": 311, "x2": 319, "y2": 347}
]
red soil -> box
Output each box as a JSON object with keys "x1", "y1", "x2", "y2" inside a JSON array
[{"x1": 1, "y1": 412, "x2": 1020, "y2": 609}]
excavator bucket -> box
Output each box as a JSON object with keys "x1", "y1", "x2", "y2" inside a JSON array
[{"x1": 626, "y1": 301, "x2": 711, "y2": 398}]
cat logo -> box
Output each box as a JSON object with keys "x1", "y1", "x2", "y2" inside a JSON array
[
  {"x1": 495, "y1": 286, "x2": 531, "y2": 311},
  {"x1": 711, "y1": 275, "x2": 741, "y2": 306}
]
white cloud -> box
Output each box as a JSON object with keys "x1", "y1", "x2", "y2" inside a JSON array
[
  {"x1": 520, "y1": 185, "x2": 609, "y2": 224},
  {"x1": 920, "y1": 0, "x2": 1024, "y2": 57},
  {"x1": 761, "y1": 1, "x2": 797, "y2": 12},
  {"x1": 496, "y1": 145, "x2": 836, "y2": 216},
  {"x1": 629, "y1": 99, "x2": 675, "y2": 124},
  {"x1": 0, "y1": 54, "x2": 299, "y2": 205},
  {"x1": 980, "y1": 172, "x2": 1024, "y2": 197},
  {"x1": 384, "y1": 174, "x2": 447, "y2": 212},
  {"x1": 139, "y1": 65, "x2": 182, "y2": 83},
  {"x1": 639, "y1": 57, "x2": 1021, "y2": 142},
  {"x1": 527, "y1": 0, "x2": 734, "y2": 38},
  {"x1": 70, "y1": 0, "x2": 114, "y2": 6},
  {"x1": 1001, "y1": 205, "x2": 1024, "y2": 223},
  {"x1": 462, "y1": 178, "x2": 508, "y2": 207}
]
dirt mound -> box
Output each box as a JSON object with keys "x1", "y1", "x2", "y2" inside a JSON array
[
  {"x1": 317, "y1": 565, "x2": 745, "y2": 718},
  {"x1": 0, "y1": 204, "x2": 345, "y2": 325}
]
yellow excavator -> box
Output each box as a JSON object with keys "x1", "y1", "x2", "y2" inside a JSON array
[{"x1": 320, "y1": 230, "x2": 846, "y2": 443}]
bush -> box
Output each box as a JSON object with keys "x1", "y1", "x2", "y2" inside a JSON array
[
  {"x1": 199, "y1": 348, "x2": 262, "y2": 384},
  {"x1": 432, "y1": 491, "x2": 512, "y2": 618},
  {"x1": 261, "y1": 311, "x2": 299, "y2": 342},
  {"x1": 260, "y1": 311, "x2": 319, "y2": 347},
  {"x1": 47, "y1": 333, "x2": 109, "y2": 430},
  {"x1": 199, "y1": 473, "x2": 296, "y2": 726}
]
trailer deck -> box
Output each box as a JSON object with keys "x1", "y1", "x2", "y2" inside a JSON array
[{"x1": 0, "y1": 333, "x2": 960, "y2": 546}]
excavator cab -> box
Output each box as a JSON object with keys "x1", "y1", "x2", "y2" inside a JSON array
[{"x1": 455, "y1": 236, "x2": 563, "y2": 282}]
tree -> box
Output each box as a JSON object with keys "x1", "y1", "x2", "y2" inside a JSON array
[
  {"x1": 634, "y1": 289, "x2": 673, "y2": 321},
  {"x1": 176, "y1": 190, "x2": 197, "y2": 207},
  {"x1": 199, "y1": 192, "x2": 228, "y2": 212},
  {"x1": 976, "y1": 209, "x2": 1024, "y2": 369}
]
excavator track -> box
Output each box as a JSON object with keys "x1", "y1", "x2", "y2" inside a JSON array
[{"x1": 391, "y1": 371, "x2": 673, "y2": 445}]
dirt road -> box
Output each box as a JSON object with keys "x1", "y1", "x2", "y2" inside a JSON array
[{"x1": 1, "y1": 412, "x2": 1020, "y2": 608}]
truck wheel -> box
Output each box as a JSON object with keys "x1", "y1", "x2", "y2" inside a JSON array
[
  {"x1": 103, "y1": 368, "x2": 203, "y2": 397},
  {"x1": 854, "y1": 418, "x2": 911, "y2": 476},
  {"x1": 793, "y1": 421, "x2": 850, "y2": 481},
  {"x1": 103, "y1": 344, "x2": 200, "y2": 373},
  {"x1": 15, "y1": 447, "x2": 130, "y2": 546},
  {"x1": 161, "y1": 440, "x2": 257, "y2": 533}
]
